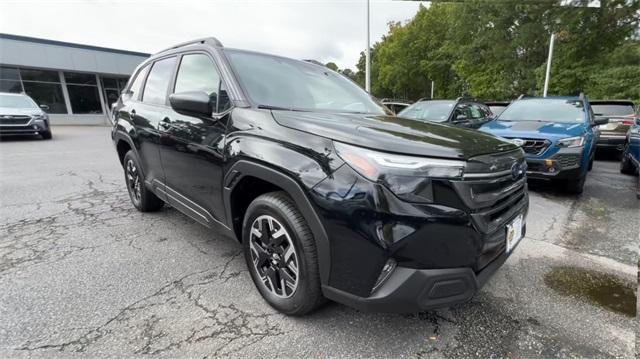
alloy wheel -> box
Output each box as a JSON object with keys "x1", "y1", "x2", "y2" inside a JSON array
[
  {"x1": 126, "y1": 159, "x2": 141, "y2": 203},
  {"x1": 249, "y1": 215, "x2": 299, "y2": 298}
]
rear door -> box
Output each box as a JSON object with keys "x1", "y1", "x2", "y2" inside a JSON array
[
  {"x1": 132, "y1": 56, "x2": 177, "y2": 194},
  {"x1": 159, "y1": 52, "x2": 232, "y2": 228}
]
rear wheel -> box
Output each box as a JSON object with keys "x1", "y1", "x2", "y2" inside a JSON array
[
  {"x1": 242, "y1": 191, "x2": 324, "y2": 316},
  {"x1": 620, "y1": 146, "x2": 636, "y2": 175},
  {"x1": 123, "y1": 150, "x2": 164, "y2": 212}
]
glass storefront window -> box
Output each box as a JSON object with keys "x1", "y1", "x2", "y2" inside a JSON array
[
  {"x1": 0, "y1": 66, "x2": 20, "y2": 80},
  {"x1": 22, "y1": 82, "x2": 68, "y2": 114},
  {"x1": 67, "y1": 84, "x2": 103, "y2": 114},
  {"x1": 20, "y1": 68, "x2": 60, "y2": 82},
  {"x1": 0, "y1": 80, "x2": 23, "y2": 93},
  {"x1": 65, "y1": 72, "x2": 97, "y2": 85}
]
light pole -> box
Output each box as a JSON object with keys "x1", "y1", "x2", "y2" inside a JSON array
[
  {"x1": 365, "y1": 0, "x2": 371, "y2": 93},
  {"x1": 543, "y1": 33, "x2": 555, "y2": 97}
]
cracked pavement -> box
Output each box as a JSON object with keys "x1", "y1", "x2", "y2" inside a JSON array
[{"x1": 0, "y1": 127, "x2": 637, "y2": 358}]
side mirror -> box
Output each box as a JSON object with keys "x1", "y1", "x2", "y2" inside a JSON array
[
  {"x1": 592, "y1": 117, "x2": 609, "y2": 126},
  {"x1": 169, "y1": 91, "x2": 213, "y2": 117},
  {"x1": 39, "y1": 104, "x2": 49, "y2": 112}
]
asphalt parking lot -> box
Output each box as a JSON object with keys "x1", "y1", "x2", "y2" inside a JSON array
[{"x1": 0, "y1": 126, "x2": 637, "y2": 358}]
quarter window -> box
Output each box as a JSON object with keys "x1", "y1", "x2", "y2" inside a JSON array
[
  {"x1": 128, "y1": 65, "x2": 150, "y2": 101},
  {"x1": 174, "y1": 54, "x2": 230, "y2": 113},
  {"x1": 143, "y1": 57, "x2": 176, "y2": 105}
]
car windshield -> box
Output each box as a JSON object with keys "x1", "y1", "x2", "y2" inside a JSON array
[
  {"x1": 591, "y1": 104, "x2": 635, "y2": 116},
  {"x1": 397, "y1": 101, "x2": 454, "y2": 122},
  {"x1": 225, "y1": 50, "x2": 386, "y2": 115},
  {"x1": 498, "y1": 99, "x2": 584, "y2": 123},
  {"x1": 488, "y1": 105, "x2": 507, "y2": 115},
  {"x1": 0, "y1": 94, "x2": 37, "y2": 109}
]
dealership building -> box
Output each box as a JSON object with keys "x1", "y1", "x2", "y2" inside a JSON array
[{"x1": 0, "y1": 33, "x2": 150, "y2": 125}]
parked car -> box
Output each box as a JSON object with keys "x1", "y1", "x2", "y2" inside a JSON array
[
  {"x1": 591, "y1": 100, "x2": 637, "y2": 154},
  {"x1": 380, "y1": 98, "x2": 411, "y2": 115},
  {"x1": 397, "y1": 98, "x2": 494, "y2": 129},
  {"x1": 480, "y1": 95, "x2": 607, "y2": 194},
  {"x1": 484, "y1": 101, "x2": 510, "y2": 116},
  {"x1": 112, "y1": 37, "x2": 529, "y2": 315},
  {"x1": 620, "y1": 114, "x2": 640, "y2": 198},
  {"x1": 0, "y1": 92, "x2": 52, "y2": 139}
]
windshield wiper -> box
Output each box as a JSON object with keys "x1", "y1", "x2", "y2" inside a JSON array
[{"x1": 257, "y1": 104, "x2": 307, "y2": 112}]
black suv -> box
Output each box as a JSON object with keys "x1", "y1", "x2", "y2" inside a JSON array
[{"x1": 112, "y1": 38, "x2": 529, "y2": 315}]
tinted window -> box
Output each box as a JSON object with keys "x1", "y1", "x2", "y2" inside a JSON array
[
  {"x1": 498, "y1": 99, "x2": 585, "y2": 123},
  {"x1": 65, "y1": 72, "x2": 97, "y2": 85},
  {"x1": 128, "y1": 65, "x2": 150, "y2": 100},
  {"x1": 467, "y1": 103, "x2": 486, "y2": 119},
  {"x1": 174, "y1": 53, "x2": 230, "y2": 113},
  {"x1": 226, "y1": 50, "x2": 385, "y2": 114},
  {"x1": 0, "y1": 80, "x2": 22, "y2": 93},
  {"x1": 398, "y1": 101, "x2": 454, "y2": 122},
  {"x1": 67, "y1": 85, "x2": 102, "y2": 114},
  {"x1": 143, "y1": 57, "x2": 176, "y2": 105},
  {"x1": 22, "y1": 82, "x2": 67, "y2": 114},
  {"x1": 0, "y1": 67, "x2": 20, "y2": 80},
  {"x1": 591, "y1": 104, "x2": 635, "y2": 116},
  {"x1": 20, "y1": 69, "x2": 59, "y2": 82}
]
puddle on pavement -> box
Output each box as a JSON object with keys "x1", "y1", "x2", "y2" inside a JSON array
[{"x1": 544, "y1": 266, "x2": 636, "y2": 317}]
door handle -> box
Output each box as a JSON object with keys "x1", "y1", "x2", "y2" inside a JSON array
[{"x1": 159, "y1": 117, "x2": 171, "y2": 130}]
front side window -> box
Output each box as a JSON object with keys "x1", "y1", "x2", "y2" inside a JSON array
[
  {"x1": 498, "y1": 99, "x2": 585, "y2": 123},
  {"x1": 174, "y1": 53, "x2": 230, "y2": 113},
  {"x1": 226, "y1": 49, "x2": 385, "y2": 114},
  {"x1": 398, "y1": 101, "x2": 454, "y2": 122},
  {"x1": 143, "y1": 57, "x2": 176, "y2": 105}
]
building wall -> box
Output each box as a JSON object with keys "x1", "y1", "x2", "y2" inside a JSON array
[{"x1": 0, "y1": 34, "x2": 149, "y2": 125}]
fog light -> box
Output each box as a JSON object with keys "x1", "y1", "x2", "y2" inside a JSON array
[
  {"x1": 371, "y1": 258, "x2": 397, "y2": 294},
  {"x1": 545, "y1": 159, "x2": 553, "y2": 167}
]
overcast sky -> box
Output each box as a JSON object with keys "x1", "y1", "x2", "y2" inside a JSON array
[{"x1": 0, "y1": 0, "x2": 427, "y2": 70}]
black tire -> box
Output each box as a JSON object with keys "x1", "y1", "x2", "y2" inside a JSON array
[
  {"x1": 620, "y1": 147, "x2": 636, "y2": 175},
  {"x1": 564, "y1": 175, "x2": 586, "y2": 194},
  {"x1": 41, "y1": 129, "x2": 52, "y2": 140},
  {"x1": 123, "y1": 150, "x2": 164, "y2": 212},
  {"x1": 588, "y1": 156, "x2": 594, "y2": 171},
  {"x1": 242, "y1": 191, "x2": 324, "y2": 316}
]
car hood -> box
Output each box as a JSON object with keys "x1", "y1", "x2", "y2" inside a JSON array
[
  {"x1": 271, "y1": 111, "x2": 517, "y2": 160},
  {"x1": 480, "y1": 119, "x2": 587, "y2": 139},
  {"x1": 0, "y1": 107, "x2": 42, "y2": 116}
]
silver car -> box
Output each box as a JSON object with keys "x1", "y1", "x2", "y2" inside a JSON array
[{"x1": 0, "y1": 92, "x2": 52, "y2": 139}]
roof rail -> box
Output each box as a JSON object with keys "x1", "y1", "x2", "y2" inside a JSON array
[
  {"x1": 302, "y1": 59, "x2": 324, "y2": 66},
  {"x1": 578, "y1": 92, "x2": 585, "y2": 101},
  {"x1": 158, "y1": 37, "x2": 223, "y2": 53},
  {"x1": 517, "y1": 94, "x2": 526, "y2": 100}
]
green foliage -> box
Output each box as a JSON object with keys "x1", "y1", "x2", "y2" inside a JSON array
[{"x1": 353, "y1": 0, "x2": 640, "y2": 102}]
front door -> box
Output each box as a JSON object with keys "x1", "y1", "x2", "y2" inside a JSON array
[{"x1": 159, "y1": 52, "x2": 232, "y2": 228}]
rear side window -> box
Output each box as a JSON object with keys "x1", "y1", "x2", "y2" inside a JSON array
[
  {"x1": 142, "y1": 57, "x2": 176, "y2": 105},
  {"x1": 174, "y1": 53, "x2": 230, "y2": 113},
  {"x1": 127, "y1": 66, "x2": 149, "y2": 100}
]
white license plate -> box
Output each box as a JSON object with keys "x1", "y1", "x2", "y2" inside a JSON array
[{"x1": 506, "y1": 214, "x2": 524, "y2": 253}]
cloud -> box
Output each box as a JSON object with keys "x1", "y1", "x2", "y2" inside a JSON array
[{"x1": 0, "y1": 0, "x2": 426, "y2": 70}]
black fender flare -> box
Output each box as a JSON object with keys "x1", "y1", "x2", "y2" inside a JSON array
[
  {"x1": 223, "y1": 160, "x2": 331, "y2": 285},
  {"x1": 113, "y1": 129, "x2": 142, "y2": 168}
]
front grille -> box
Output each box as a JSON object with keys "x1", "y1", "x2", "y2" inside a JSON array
[
  {"x1": 554, "y1": 154, "x2": 580, "y2": 168},
  {"x1": 0, "y1": 115, "x2": 31, "y2": 125},
  {"x1": 511, "y1": 138, "x2": 550, "y2": 156}
]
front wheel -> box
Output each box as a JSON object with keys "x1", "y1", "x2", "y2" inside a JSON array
[
  {"x1": 564, "y1": 175, "x2": 586, "y2": 194},
  {"x1": 242, "y1": 191, "x2": 324, "y2": 316},
  {"x1": 41, "y1": 129, "x2": 52, "y2": 140}
]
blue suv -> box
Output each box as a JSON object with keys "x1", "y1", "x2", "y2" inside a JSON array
[
  {"x1": 620, "y1": 113, "x2": 640, "y2": 198},
  {"x1": 480, "y1": 95, "x2": 608, "y2": 193}
]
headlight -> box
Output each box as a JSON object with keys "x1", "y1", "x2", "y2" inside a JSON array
[
  {"x1": 557, "y1": 136, "x2": 585, "y2": 148},
  {"x1": 334, "y1": 142, "x2": 465, "y2": 202}
]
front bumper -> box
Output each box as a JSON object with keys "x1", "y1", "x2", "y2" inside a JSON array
[
  {"x1": 322, "y1": 235, "x2": 521, "y2": 313},
  {"x1": 0, "y1": 121, "x2": 49, "y2": 136},
  {"x1": 311, "y1": 162, "x2": 528, "y2": 311},
  {"x1": 525, "y1": 147, "x2": 585, "y2": 180}
]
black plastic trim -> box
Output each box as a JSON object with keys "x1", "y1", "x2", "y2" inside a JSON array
[{"x1": 223, "y1": 160, "x2": 331, "y2": 285}]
